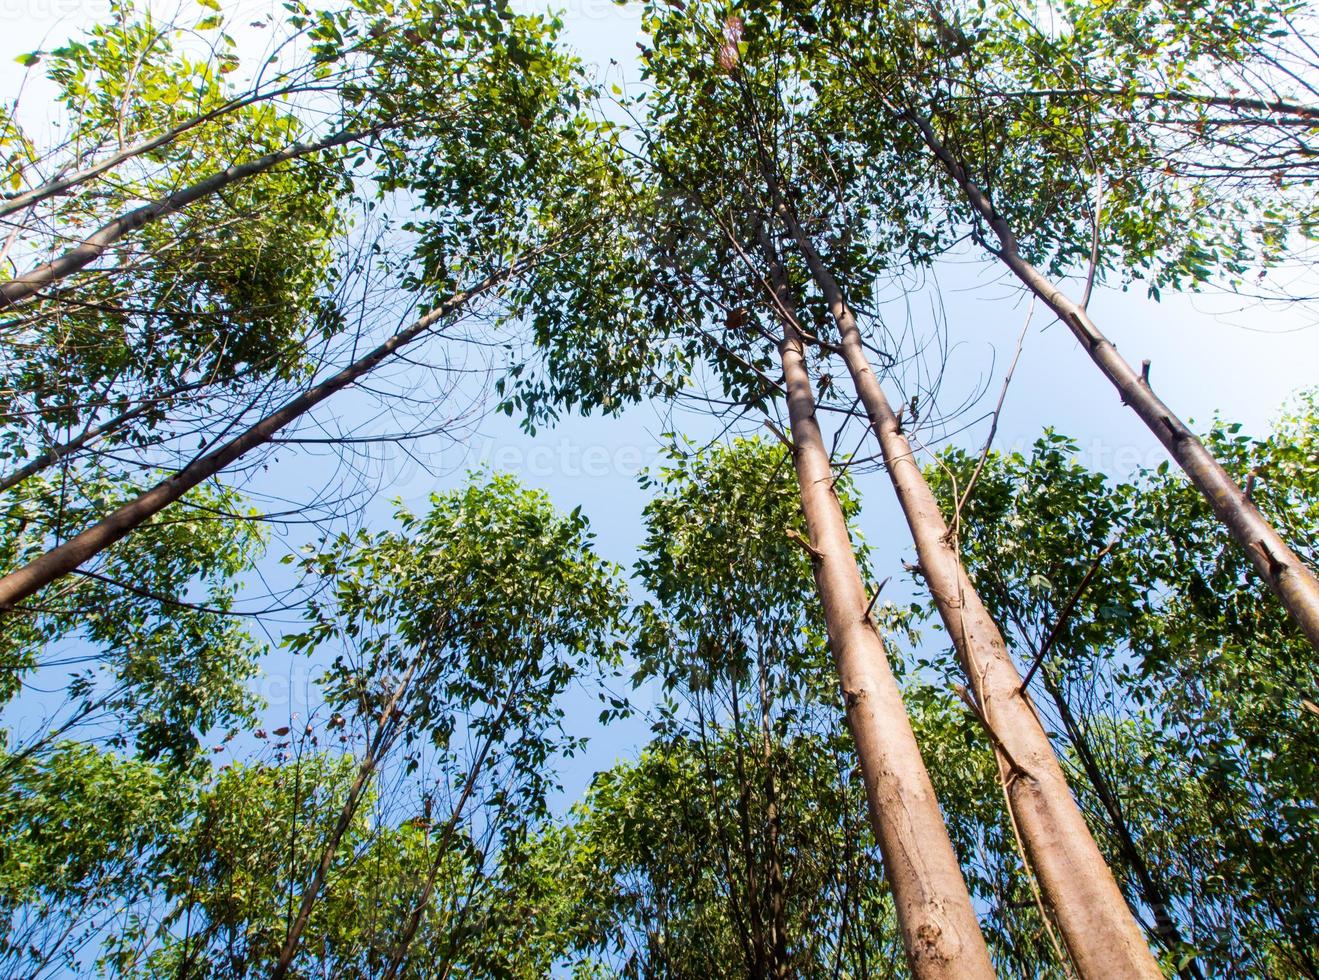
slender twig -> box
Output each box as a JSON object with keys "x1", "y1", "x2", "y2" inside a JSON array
[
  {"x1": 1018, "y1": 538, "x2": 1119, "y2": 694},
  {"x1": 954, "y1": 299, "x2": 1033, "y2": 523}
]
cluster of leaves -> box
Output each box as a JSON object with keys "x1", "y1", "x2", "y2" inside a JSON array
[
  {"x1": 0, "y1": 469, "x2": 267, "y2": 764},
  {"x1": 288, "y1": 473, "x2": 628, "y2": 822},
  {"x1": 5, "y1": 2, "x2": 350, "y2": 445},
  {"x1": 814, "y1": 0, "x2": 1317, "y2": 293},
  {"x1": 0, "y1": 474, "x2": 632, "y2": 976}
]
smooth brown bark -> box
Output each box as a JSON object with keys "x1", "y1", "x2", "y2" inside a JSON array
[
  {"x1": 758, "y1": 228, "x2": 996, "y2": 980},
  {"x1": 780, "y1": 207, "x2": 1162, "y2": 980},
  {"x1": 906, "y1": 109, "x2": 1319, "y2": 656},
  {"x1": 0, "y1": 262, "x2": 519, "y2": 611},
  {"x1": 0, "y1": 127, "x2": 374, "y2": 309}
]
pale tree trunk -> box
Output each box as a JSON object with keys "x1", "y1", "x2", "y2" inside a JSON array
[
  {"x1": 271, "y1": 657, "x2": 420, "y2": 980},
  {"x1": 0, "y1": 126, "x2": 375, "y2": 309},
  {"x1": 757, "y1": 227, "x2": 995, "y2": 980},
  {"x1": 906, "y1": 109, "x2": 1319, "y2": 655},
  {"x1": 0, "y1": 260, "x2": 524, "y2": 610},
  {"x1": 779, "y1": 206, "x2": 1162, "y2": 980}
]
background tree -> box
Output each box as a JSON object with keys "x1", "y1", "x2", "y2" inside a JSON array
[
  {"x1": 0, "y1": 0, "x2": 609, "y2": 611},
  {"x1": 0, "y1": 473, "x2": 628, "y2": 976},
  {"x1": 924, "y1": 389, "x2": 1319, "y2": 977}
]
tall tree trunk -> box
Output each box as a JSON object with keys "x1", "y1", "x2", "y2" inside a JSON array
[
  {"x1": 271, "y1": 657, "x2": 419, "y2": 980},
  {"x1": 0, "y1": 260, "x2": 523, "y2": 611},
  {"x1": 779, "y1": 206, "x2": 1162, "y2": 980},
  {"x1": 757, "y1": 227, "x2": 995, "y2": 980},
  {"x1": 905, "y1": 108, "x2": 1319, "y2": 655},
  {"x1": 0, "y1": 126, "x2": 376, "y2": 309}
]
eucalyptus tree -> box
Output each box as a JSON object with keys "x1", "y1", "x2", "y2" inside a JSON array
[
  {"x1": 0, "y1": 474, "x2": 628, "y2": 977},
  {"x1": 0, "y1": 0, "x2": 370, "y2": 220},
  {"x1": 0, "y1": 0, "x2": 608, "y2": 610},
  {"x1": 0, "y1": 742, "x2": 189, "y2": 978},
  {"x1": 1, "y1": 3, "x2": 355, "y2": 489},
  {"x1": 265, "y1": 473, "x2": 628, "y2": 978},
  {"x1": 924, "y1": 393, "x2": 1319, "y2": 977},
  {"x1": 1, "y1": 0, "x2": 380, "y2": 308},
  {"x1": 481, "y1": 438, "x2": 1094, "y2": 977},
  {"x1": 663, "y1": 5, "x2": 1160, "y2": 970},
  {"x1": 554, "y1": 735, "x2": 904, "y2": 980},
  {"x1": 811, "y1": 0, "x2": 1319, "y2": 653},
  {"x1": 506, "y1": 18, "x2": 997, "y2": 972},
  {"x1": 512, "y1": 2, "x2": 1153, "y2": 972},
  {"x1": 617, "y1": 436, "x2": 906, "y2": 978},
  {"x1": 467, "y1": 439, "x2": 965, "y2": 977}
]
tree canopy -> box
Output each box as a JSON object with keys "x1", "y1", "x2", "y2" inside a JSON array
[{"x1": 1, "y1": 0, "x2": 1316, "y2": 976}]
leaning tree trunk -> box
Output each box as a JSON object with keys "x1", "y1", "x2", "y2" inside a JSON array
[
  {"x1": 0, "y1": 126, "x2": 376, "y2": 309},
  {"x1": 779, "y1": 206, "x2": 1162, "y2": 980},
  {"x1": 0, "y1": 260, "x2": 523, "y2": 611},
  {"x1": 906, "y1": 109, "x2": 1319, "y2": 656},
  {"x1": 757, "y1": 227, "x2": 995, "y2": 980}
]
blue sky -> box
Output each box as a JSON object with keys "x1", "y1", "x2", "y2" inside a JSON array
[{"x1": 3, "y1": 0, "x2": 1317, "y2": 807}]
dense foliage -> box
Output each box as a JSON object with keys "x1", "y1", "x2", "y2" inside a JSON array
[{"x1": 1, "y1": 0, "x2": 1315, "y2": 976}]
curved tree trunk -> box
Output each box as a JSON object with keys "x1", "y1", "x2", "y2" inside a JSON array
[
  {"x1": 905, "y1": 108, "x2": 1319, "y2": 656},
  {"x1": 0, "y1": 260, "x2": 523, "y2": 611},
  {"x1": 780, "y1": 206, "x2": 1162, "y2": 980},
  {"x1": 0, "y1": 126, "x2": 375, "y2": 309},
  {"x1": 758, "y1": 227, "x2": 995, "y2": 980}
]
